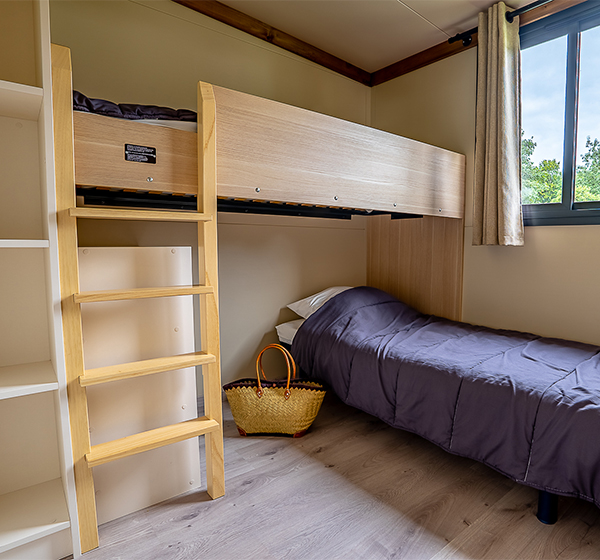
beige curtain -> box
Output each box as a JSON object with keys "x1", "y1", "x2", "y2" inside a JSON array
[{"x1": 473, "y1": 2, "x2": 524, "y2": 246}]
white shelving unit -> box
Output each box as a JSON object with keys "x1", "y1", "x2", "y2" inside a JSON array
[{"x1": 0, "y1": 1, "x2": 79, "y2": 558}]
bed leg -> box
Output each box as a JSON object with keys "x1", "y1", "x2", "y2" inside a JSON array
[{"x1": 537, "y1": 490, "x2": 558, "y2": 524}]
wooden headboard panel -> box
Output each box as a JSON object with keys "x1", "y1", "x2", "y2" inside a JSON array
[{"x1": 367, "y1": 215, "x2": 464, "y2": 321}]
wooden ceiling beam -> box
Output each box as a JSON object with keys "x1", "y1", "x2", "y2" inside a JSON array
[
  {"x1": 172, "y1": 0, "x2": 372, "y2": 86},
  {"x1": 173, "y1": 0, "x2": 589, "y2": 88}
]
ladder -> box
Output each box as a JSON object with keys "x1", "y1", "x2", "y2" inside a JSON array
[{"x1": 51, "y1": 45, "x2": 224, "y2": 553}]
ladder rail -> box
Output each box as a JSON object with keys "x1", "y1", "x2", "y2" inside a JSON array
[{"x1": 52, "y1": 45, "x2": 225, "y2": 554}]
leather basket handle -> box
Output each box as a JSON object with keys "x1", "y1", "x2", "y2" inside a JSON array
[{"x1": 255, "y1": 344, "x2": 297, "y2": 400}]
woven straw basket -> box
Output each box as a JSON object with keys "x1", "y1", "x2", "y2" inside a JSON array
[{"x1": 223, "y1": 344, "x2": 326, "y2": 438}]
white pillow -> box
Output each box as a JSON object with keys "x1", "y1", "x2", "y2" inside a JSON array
[
  {"x1": 287, "y1": 286, "x2": 352, "y2": 319},
  {"x1": 275, "y1": 319, "x2": 305, "y2": 345}
]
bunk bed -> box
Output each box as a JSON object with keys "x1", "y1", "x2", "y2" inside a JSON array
[{"x1": 58, "y1": 63, "x2": 466, "y2": 554}]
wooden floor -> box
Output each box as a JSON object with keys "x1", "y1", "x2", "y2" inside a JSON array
[{"x1": 78, "y1": 394, "x2": 600, "y2": 560}]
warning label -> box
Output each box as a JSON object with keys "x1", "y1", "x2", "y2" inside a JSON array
[{"x1": 124, "y1": 144, "x2": 156, "y2": 164}]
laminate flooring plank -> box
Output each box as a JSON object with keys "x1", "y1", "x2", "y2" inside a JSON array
[{"x1": 80, "y1": 394, "x2": 600, "y2": 560}]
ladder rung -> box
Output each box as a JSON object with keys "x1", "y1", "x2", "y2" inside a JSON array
[
  {"x1": 80, "y1": 351, "x2": 216, "y2": 387},
  {"x1": 74, "y1": 285, "x2": 213, "y2": 303},
  {"x1": 70, "y1": 207, "x2": 212, "y2": 222},
  {"x1": 86, "y1": 417, "x2": 220, "y2": 468}
]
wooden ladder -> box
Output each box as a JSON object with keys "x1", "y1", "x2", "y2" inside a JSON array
[{"x1": 51, "y1": 45, "x2": 224, "y2": 553}]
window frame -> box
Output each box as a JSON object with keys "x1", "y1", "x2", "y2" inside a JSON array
[{"x1": 520, "y1": 1, "x2": 600, "y2": 226}]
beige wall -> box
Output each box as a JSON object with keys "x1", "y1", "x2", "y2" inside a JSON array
[
  {"x1": 50, "y1": 0, "x2": 369, "y2": 383},
  {"x1": 49, "y1": 0, "x2": 370, "y2": 124},
  {"x1": 372, "y1": 49, "x2": 600, "y2": 346}
]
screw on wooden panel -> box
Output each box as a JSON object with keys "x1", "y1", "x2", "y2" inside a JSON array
[
  {"x1": 255, "y1": 187, "x2": 261, "y2": 193},
  {"x1": 147, "y1": 177, "x2": 154, "y2": 182},
  {"x1": 439, "y1": 208, "x2": 442, "y2": 212},
  {"x1": 334, "y1": 196, "x2": 339, "y2": 201},
  {"x1": 393, "y1": 203, "x2": 397, "y2": 207}
]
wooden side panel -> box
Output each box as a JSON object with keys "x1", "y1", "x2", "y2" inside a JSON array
[
  {"x1": 213, "y1": 85, "x2": 465, "y2": 218},
  {"x1": 367, "y1": 215, "x2": 464, "y2": 321},
  {"x1": 73, "y1": 111, "x2": 197, "y2": 194}
]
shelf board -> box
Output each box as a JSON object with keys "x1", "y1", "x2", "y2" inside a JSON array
[
  {"x1": 0, "y1": 361, "x2": 58, "y2": 400},
  {"x1": 0, "y1": 239, "x2": 49, "y2": 249},
  {"x1": 0, "y1": 80, "x2": 43, "y2": 121},
  {"x1": 0, "y1": 478, "x2": 70, "y2": 554}
]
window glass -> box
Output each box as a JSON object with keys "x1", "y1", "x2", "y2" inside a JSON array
[
  {"x1": 521, "y1": 35, "x2": 567, "y2": 204},
  {"x1": 574, "y1": 25, "x2": 600, "y2": 202}
]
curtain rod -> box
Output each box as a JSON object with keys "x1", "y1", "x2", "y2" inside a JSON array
[{"x1": 448, "y1": 0, "x2": 554, "y2": 46}]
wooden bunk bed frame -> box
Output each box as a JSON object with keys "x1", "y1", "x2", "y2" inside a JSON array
[
  {"x1": 72, "y1": 84, "x2": 465, "y2": 220},
  {"x1": 53, "y1": 44, "x2": 465, "y2": 555}
]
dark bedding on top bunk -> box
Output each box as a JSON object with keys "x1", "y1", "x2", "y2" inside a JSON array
[
  {"x1": 73, "y1": 90, "x2": 196, "y2": 121},
  {"x1": 291, "y1": 286, "x2": 600, "y2": 506}
]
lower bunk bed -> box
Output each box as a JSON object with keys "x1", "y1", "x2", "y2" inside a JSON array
[{"x1": 286, "y1": 286, "x2": 600, "y2": 524}]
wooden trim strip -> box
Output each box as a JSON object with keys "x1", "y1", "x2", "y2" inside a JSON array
[
  {"x1": 172, "y1": 0, "x2": 371, "y2": 86},
  {"x1": 371, "y1": 37, "x2": 477, "y2": 87}
]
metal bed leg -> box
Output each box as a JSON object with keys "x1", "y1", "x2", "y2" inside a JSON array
[{"x1": 537, "y1": 490, "x2": 558, "y2": 524}]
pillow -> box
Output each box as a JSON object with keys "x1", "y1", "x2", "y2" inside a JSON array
[
  {"x1": 275, "y1": 319, "x2": 305, "y2": 345},
  {"x1": 287, "y1": 286, "x2": 352, "y2": 319}
]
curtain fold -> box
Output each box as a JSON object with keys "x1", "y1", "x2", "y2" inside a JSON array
[{"x1": 473, "y1": 1, "x2": 524, "y2": 246}]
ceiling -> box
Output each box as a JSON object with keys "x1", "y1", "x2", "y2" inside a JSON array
[{"x1": 218, "y1": 0, "x2": 532, "y2": 73}]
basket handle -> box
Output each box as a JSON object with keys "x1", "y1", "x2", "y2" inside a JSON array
[{"x1": 255, "y1": 344, "x2": 296, "y2": 400}]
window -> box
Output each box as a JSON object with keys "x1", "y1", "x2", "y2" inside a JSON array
[{"x1": 520, "y1": 2, "x2": 600, "y2": 225}]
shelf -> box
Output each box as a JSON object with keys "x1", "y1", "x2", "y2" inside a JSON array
[
  {"x1": 0, "y1": 80, "x2": 43, "y2": 121},
  {"x1": 0, "y1": 478, "x2": 70, "y2": 554},
  {"x1": 0, "y1": 361, "x2": 57, "y2": 401},
  {"x1": 0, "y1": 239, "x2": 49, "y2": 249}
]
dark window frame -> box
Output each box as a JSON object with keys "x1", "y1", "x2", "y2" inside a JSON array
[{"x1": 520, "y1": 1, "x2": 600, "y2": 226}]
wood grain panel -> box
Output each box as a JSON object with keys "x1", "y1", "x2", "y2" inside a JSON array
[
  {"x1": 213, "y1": 85, "x2": 465, "y2": 218},
  {"x1": 73, "y1": 111, "x2": 197, "y2": 194},
  {"x1": 367, "y1": 215, "x2": 464, "y2": 321}
]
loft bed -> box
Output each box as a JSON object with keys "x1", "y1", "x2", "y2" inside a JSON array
[{"x1": 70, "y1": 88, "x2": 465, "y2": 220}]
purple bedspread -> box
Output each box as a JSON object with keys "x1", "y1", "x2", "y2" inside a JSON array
[{"x1": 291, "y1": 286, "x2": 600, "y2": 505}]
